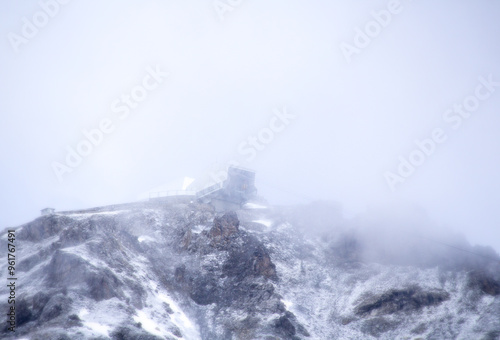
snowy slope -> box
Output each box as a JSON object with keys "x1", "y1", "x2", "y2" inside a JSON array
[{"x1": 0, "y1": 200, "x2": 499, "y2": 339}]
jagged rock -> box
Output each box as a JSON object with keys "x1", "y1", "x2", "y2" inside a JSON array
[
  {"x1": 274, "y1": 315, "x2": 296, "y2": 337},
  {"x1": 209, "y1": 211, "x2": 240, "y2": 242},
  {"x1": 252, "y1": 248, "x2": 276, "y2": 278},
  {"x1": 222, "y1": 239, "x2": 277, "y2": 281},
  {"x1": 355, "y1": 286, "x2": 449, "y2": 316}
]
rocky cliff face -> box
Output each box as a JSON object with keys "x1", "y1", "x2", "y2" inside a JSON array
[{"x1": 1, "y1": 200, "x2": 499, "y2": 339}]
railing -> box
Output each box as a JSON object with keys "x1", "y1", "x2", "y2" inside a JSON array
[
  {"x1": 149, "y1": 190, "x2": 196, "y2": 199},
  {"x1": 196, "y1": 181, "x2": 225, "y2": 199},
  {"x1": 228, "y1": 165, "x2": 255, "y2": 173},
  {"x1": 148, "y1": 176, "x2": 233, "y2": 201}
]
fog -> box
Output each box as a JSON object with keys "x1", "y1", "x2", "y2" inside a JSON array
[{"x1": 1, "y1": 1, "x2": 500, "y2": 253}]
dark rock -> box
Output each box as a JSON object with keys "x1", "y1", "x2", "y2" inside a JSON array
[
  {"x1": 411, "y1": 323, "x2": 427, "y2": 334},
  {"x1": 274, "y1": 315, "x2": 296, "y2": 337},
  {"x1": 222, "y1": 237, "x2": 277, "y2": 281},
  {"x1": 252, "y1": 249, "x2": 277, "y2": 279},
  {"x1": 181, "y1": 228, "x2": 192, "y2": 249},
  {"x1": 32, "y1": 292, "x2": 50, "y2": 319},
  {"x1": 16, "y1": 298, "x2": 34, "y2": 326},
  {"x1": 86, "y1": 268, "x2": 123, "y2": 301},
  {"x1": 190, "y1": 275, "x2": 218, "y2": 305},
  {"x1": 1, "y1": 292, "x2": 68, "y2": 333},
  {"x1": 360, "y1": 317, "x2": 398, "y2": 337},
  {"x1": 341, "y1": 316, "x2": 354, "y2": 325},
  {"x1": 30, "y1": 332, "x2": 72, "y2": 340},
  {"x1": 355, "y1": 286, "x2": 449, "y2": 316},
  {"x1": 111, "y1": 325, "x2": 164, "y2": 340},
  {"x1": 163, "y1": 302, "x2": 174, "y2": 314},
  {"x1": 224, "y1": 315, "x2": 260, "y2": 339},
  {"x1": 468, "y1": 271, "x2": 500, "y2": 296},
  {"x1": 123, "y1": 278, "x2": 146, "y2": 309},
  {"x1": 67, "y1": 314, "x2": 82, "y2": 327},
  {"x1": 18, "y1": 253, "x2": 43, "y2": 272},
  {"x1": 182, "y1": 210, "x2": 279, "y2": 313},
  {"x1": 169, "y1": 325, "x2": 182, "y2": 338},
  {"x1": 209, "y1": 211, "x2": 240, "y2": 243},
  {"x1": 174, "y1": 265, "x2": 186, "y2": 283},
  {"x1": 481, "y1": 330, "x2": 500, "y2": 340},
  {"x1": 39, "y1": 294, "x2": 71, "y2": 322},
  {"x1": 59, "y1": 219, "x2": 98, "y2": 246},
  {"x1": 18, "y1": 215, "x2": 72, "y2": 242},
  {"x1": 297, "y1": 323, "x2": 311, "y2": 337}
]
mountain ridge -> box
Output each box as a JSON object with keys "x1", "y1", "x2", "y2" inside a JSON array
[{"x1": 1, "y1": 200, "x2": 499, "y2": 339}]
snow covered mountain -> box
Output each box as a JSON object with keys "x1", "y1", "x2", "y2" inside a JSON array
[{"x1": 1, "y1": 199, "x2": 499, "y2": 339}]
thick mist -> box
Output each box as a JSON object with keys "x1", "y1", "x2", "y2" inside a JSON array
[
  {"x1": 1, "y1": 1, "x2": 500, "y2": 252},
  {"x1": 281, "y1": 200, "x2": 500, "y2": 276}
]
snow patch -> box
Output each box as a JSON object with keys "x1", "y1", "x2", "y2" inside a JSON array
[
  {"x1": 133, "y1": 310, "x2": 164, "y2": 336},
  {"x1": 78, "y1": 308, "x2": 89, "y2": 318},
  {"x1": 138, "y1": 235, "x2": 155, "y2": 243},
  {"x1": 84, "y1": 321, "x2": 111, "y2": 336},
  {"x1": 68, "y1": 210, "x2": 124, "y2": 219},
  {"x1": 77, "y1": 307, "x2": 113, "y2": 337},
  {"x1": 253, "y1": 219, "x2": 273, "y2": 228},
  {"x1": 282, "y1": 299, "x2": 294, "y2": 309},
  {"x1": 192, "y1": 224, "x2": 205, "y2": 234},
  {"x1": 157, "y1": 292, "x2": 201, "y2": 338},
  {"x1": 244, "y1": 202, "x2": 267, "y2": 209},
  {"x1": 126, "y1": 264, "x2": 202, "y2": 340}
]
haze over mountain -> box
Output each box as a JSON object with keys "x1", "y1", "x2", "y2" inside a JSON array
[{"x1": 1, "y1": 1, "x2": 500, "y2": 254}]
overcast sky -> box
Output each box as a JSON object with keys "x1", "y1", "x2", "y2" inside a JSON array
[{"x1": 1, "y1": 0, "x2": 499, "y2": 252}]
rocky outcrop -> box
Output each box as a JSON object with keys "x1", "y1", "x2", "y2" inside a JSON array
[
  {"x1": 169, "y1": 210, "x2": 292, "y2": 337},
  {"x1": 208, "y1": 211, "x2": 240, "y2": 243},
  {"x1": 275, "y1": 315, "x2": 296, "y2": 337},
  {"x1": 18, "y1": 215, "x2": 72, "y2": 242},
  {"x1": 179, "y1": 212, "x2": 279, "y2": 301},
  {"x1": 110, "y1": 326, "x2": 164, "y2": 340},
  {"x1": 360, "y1": 316, "x2": 399, "y2": 337},
  {"x1": 355, "y1": 286, "x2": 450, "y2": 316}
]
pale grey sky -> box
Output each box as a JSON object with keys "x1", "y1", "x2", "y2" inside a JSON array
[{"x1": 1, "y1": 0, "x2": 500, "y2": 252}]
